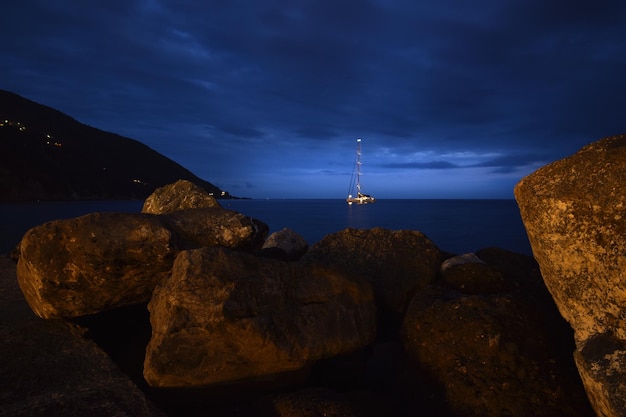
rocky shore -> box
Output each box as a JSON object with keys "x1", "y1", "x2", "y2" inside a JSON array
[{"x1": 4, "y1": 134, "x2": 625, "y2": 417}]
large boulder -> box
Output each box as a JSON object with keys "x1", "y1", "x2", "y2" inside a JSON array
[
  {"x1": 144, "y1": 247, "x2": 376, "y2": 388},
  {"x1": 514, "y1": 134, "x2": 626, "y2": 417},
  {"x1": 16, "y1": 207, "x2": 268, "y2": 319},
  {"x1": 17, "y1": 212, "x2": 178, "y2": 319},
  {"x1": 401, "y1": 250, "x2": 595, "y2": 417},
  {"x1": 302, "y1": 228, "x2": 442, "y2": 317},
  {"x1": 161, "y1": 207, "x2": 269, "y2": 251},
  {"x1": 141, "y1": 179, "x2": 221, "y2": 214}
]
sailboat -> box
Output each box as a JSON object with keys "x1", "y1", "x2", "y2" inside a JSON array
[{"x1": 346, "y1": 138, "x2": 376, "y2": 205}]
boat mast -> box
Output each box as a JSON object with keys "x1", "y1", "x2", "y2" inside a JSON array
[{"x1": 355, "y1": 138, "x2": 362, "y2": 196}]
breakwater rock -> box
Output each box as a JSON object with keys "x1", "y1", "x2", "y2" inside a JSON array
[
  {"x1": 515, "y1": 133, "x2": 626, "y2": 417},
  {"x1": 6, "y1": 180, "x2": 596, "y2": 416}
]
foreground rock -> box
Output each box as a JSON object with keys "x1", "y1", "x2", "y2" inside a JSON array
[
  {"x1": 17, "y1": 209, "x2": 267, "y2": 319},
  {"x1": 515, "y1": 133, "x2": 626, "y2": 417},
  {"x1": 0, "y1": 256, "x2": 163, "y2": 417},
  {"x1": 302, "y1": 228, "x2": 442, "y2": 320},
  {"x1": 402, "y1": 249, "x2": 594, "y2": 417},
  {"x1": 144, "y1": 247, "x2": 376, "y2": 388},
  {"x1": 141, "y1": 179, "x2": 221, "y2": 214},
  {"x1": 17, "y1": 212, "x2": 178, "y2": 319}
]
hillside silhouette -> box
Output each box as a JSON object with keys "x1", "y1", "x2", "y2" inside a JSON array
[{"x1": 0, "y1": 90, "x2": 227, "y2": 201}]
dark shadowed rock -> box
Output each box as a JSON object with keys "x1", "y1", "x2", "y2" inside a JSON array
[
  {"x1": 440, "y1": 252, "x2": 507, "y2": 294},
  {"x1": 141, "y1": 179, "x2": 221, "y2": 214},
  {"x1": 144, "y1": 247, "x2": 376, "y2": 388},
  {"x1": 0, "y1": 256, "x2": 164, "y2": 417},
  {"x1": 16, "y1": 212, "x2": 178, "y2": 319},
  {"x1": 302, "y1": 228, "x2": 442, "y2": 317},
  {"x1": 402, "y1": 284, "x2": 594, "y2": 417},
  {"x1": 161, "y1": 207, "x2": 268, "y2": 251},
  {"x1": 574, "y1": 333, "x2": 626, "y2": 417},
  {"x1": 440, "y1": 252, "x2": 485, "y2": 271},
  {"x1": 515, "y1": 134, "x2": 626, "y2": 417},
  {"x1": 273, "y1": 388, "x2": 359, "y2": 417},
  {"x1": 261, "y1": 227, "x2": 309, "y2": 260},
  {"x1": 273, "y1": 387, "x2": 392, "y2": 417}
]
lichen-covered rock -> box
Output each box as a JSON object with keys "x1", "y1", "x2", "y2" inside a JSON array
[
  {"x1": 515, "y1": 134, "x2": 626, "y2": 417},
  {"x1": 261, "y1": 227, "x2": 309, "y2": 260},
  {"x1": 302, "y1": 228, "x2": 442, "y2": 317},
  {"x1": 144, "y1": 247, "x2": 376, "y2": 388},
  {"x1": 17, "y1": 212, "x2": 177, "y2": 319},
  {"x1": 141, "y1": 179, "x2": 221, "y2": 214},
  {"x1": 161, "y1": 207, "x2": 268, "y2": 250},
  {"x1": 514, "y1": 134, "x2": 626, "y2": 344}
]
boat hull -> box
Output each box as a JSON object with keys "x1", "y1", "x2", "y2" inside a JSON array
[{"x1": 346, "y1": 196, "x2": 376, "y2": 205}]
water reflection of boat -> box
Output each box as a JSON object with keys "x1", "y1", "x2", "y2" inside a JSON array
[{"x1": 346, "y1": 138, "x2": 375, "y2": 205}]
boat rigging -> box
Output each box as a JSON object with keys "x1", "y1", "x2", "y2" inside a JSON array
[{"x1": 346, "y1": 138, "x2": 375, "y2": 205}]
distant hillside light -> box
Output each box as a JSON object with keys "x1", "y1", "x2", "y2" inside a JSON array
[{"x1": 0, "y1": 90, "x2": 224, "y2": 201}]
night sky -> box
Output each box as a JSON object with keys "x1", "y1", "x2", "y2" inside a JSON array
[{"x1": 2, "y1": 1, "x2": 626, "y2": 199}]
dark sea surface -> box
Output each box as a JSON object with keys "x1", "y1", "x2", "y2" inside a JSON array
[{"x1": 0, "y1": 199, "x2": 532, "y2": 256}]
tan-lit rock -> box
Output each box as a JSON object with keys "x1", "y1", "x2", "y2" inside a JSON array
[
  {"x1": 141, "y1": 179, "x2": 221, "y2": 214},
  {"x1": 161, "y1": 207, "x2": 268, "y2": 250},
  {"x1": 17, "y1": 212, "x2": 177, "y2": 319},
  {"x1": 515, "y1": 133, "x2": 626, "y2": 417},
  {"x1": 144, "y1": 247, "x2": 376, "y2": 388}
]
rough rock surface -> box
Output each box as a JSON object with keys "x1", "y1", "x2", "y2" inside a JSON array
[
  {"x1": 273, "y1": 388, "x2": 362, "y2": 417},
  {"x1": 141, "y1": 179, "x2": 221, "y2": 214},
  {"x1": 272, "y1": 387, "x2": 402, "y2": 417},
  {"x1": 16, "y1": 212, "x2": 178, "y2": 319},
  {"x1": 16, "y1": 207, "x2": 267, "y2": 320},
  {"x1": 401, "y1": 250, "x2": 595, "y2": 417},
  {"x1": 514, "y1": 134, "x2": 626, "y2": 417},
  {"x1": 162, "y1": 207, "x2": 268, "y2": 251},
  {"x1": 261, "y1": 227, "x2": 309, "y2": 260},
  {"x1": 302, "y1": 228, "x2": 442, "y2": 317},
  {"x1": 0, "y1": 255, "x2": 164, "y2": 417},
  {"x1": 144, "y1": 247, "x2": 376, "y2": 388},
  {"x1": 440, "y1": 252, "x2": 507, "y2": 294}
]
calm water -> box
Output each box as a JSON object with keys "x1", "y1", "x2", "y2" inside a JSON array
[{"x1": 0, "y1": 199, "x2": 532, "y2": 256}]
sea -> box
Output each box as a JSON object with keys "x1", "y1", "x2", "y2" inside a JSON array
[{"x1": 0, "y1": 199, "x2": 532, "y2": 257}]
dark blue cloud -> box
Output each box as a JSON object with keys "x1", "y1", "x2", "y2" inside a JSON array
[{"x1": 2, "y1": 0, "x2": 626, "y2": 198}]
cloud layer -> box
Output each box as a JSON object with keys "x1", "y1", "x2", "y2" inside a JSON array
[{"x1": 2, "y1": 0, "x2": 626, "y2": 198}]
